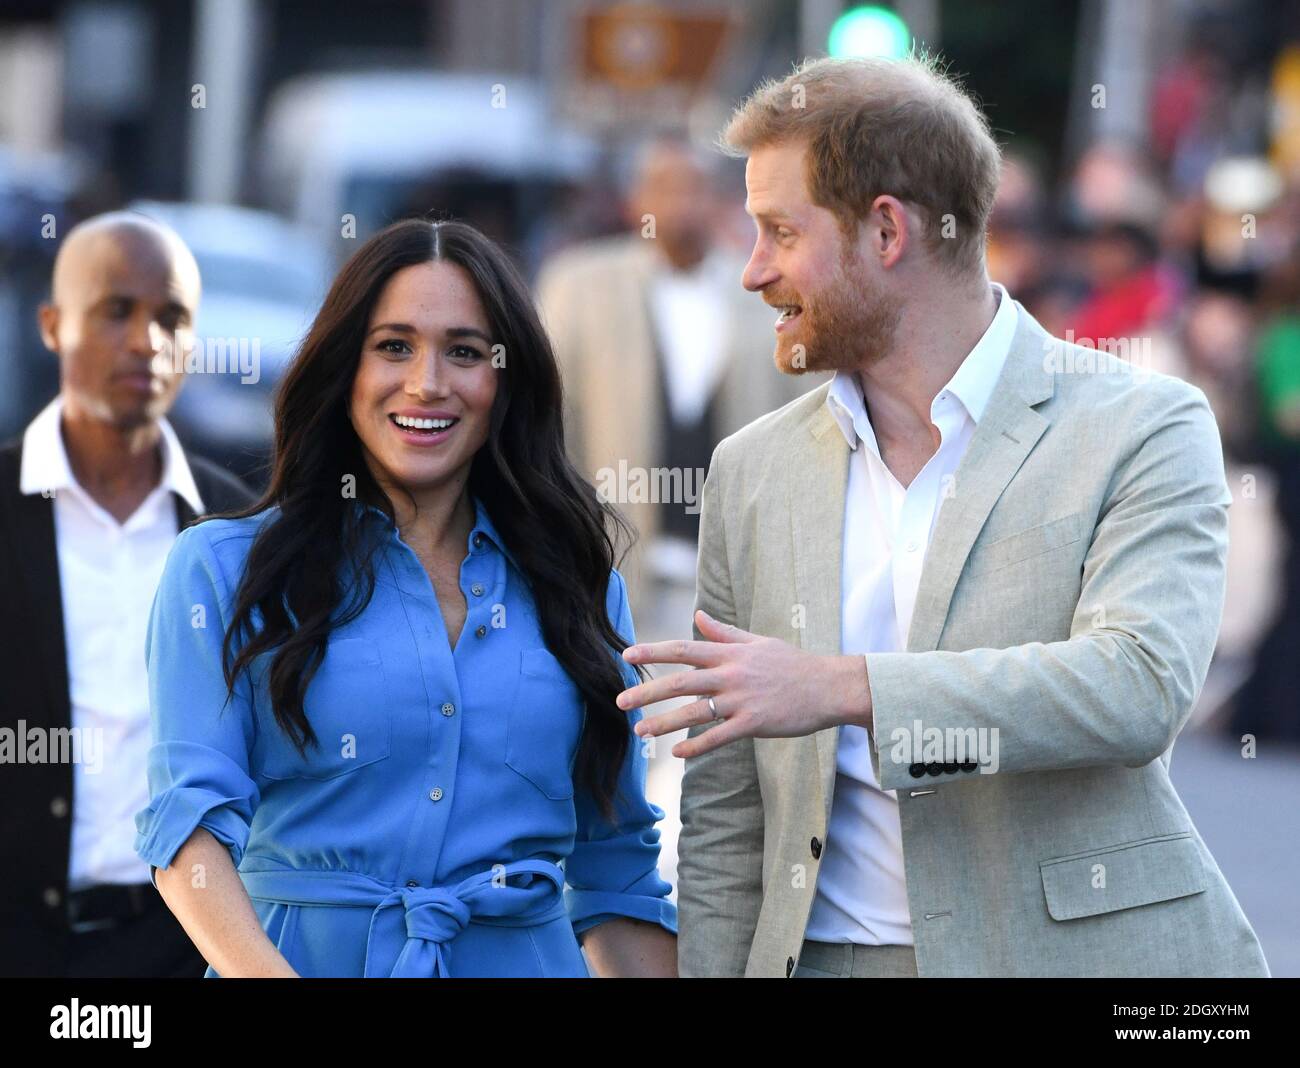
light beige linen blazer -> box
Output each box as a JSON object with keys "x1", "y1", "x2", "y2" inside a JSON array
[{"x1": 676, "y1": 299, "x2": 1270, "y2": 978}]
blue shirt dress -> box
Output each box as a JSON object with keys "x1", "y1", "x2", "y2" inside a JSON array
[{"x1": 133, "y1": 499, "x2": 677, "y2": 977}]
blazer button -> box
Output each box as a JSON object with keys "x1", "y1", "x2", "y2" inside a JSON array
[
  {"x1": 908, "y1": 763, "x2": 926, "y2": 778},
  {"x1": 942, "y1": 762, "x2": 959, "y2": 775},
  {"x1": 960, "y1": 761, "x2": 978, "y2": 772},
  {"x1": 786, "y1": 956, "x2": 795, "y2": 977},
  {"x1": 50, "y1": 796, "x2": 69, "y2": 818},
  {"x1": 43, "y1": 887, "x2": 61, "y2": 908},
  {"x1": 810, "y1": 837, "x2": 822, "y2": 859},
  {"x1": 926, "y1": 763, "x2": 943, "y2": 776}
]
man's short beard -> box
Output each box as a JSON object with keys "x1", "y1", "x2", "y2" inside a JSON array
[{"x1": 774, "y1": 244, "x2": 902, "y2": 375}]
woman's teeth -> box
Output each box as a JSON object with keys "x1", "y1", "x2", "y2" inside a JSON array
[{"x1": 391, "y1": 414, "x2": 457, "y2": 432}]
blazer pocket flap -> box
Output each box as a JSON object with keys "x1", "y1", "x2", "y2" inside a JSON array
[
  {"x1": 967, "y1": 511, "x2": 1084, "y2": 577},
  {"x1": 1039, "y1": 833, "x2": 1208, "y2": 921}
]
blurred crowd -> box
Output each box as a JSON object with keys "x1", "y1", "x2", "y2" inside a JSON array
[{"x1": 982, "y1": 35, "x2": 1300, "y2": 746}]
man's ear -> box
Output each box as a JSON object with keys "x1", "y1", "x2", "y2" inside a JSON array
[
  {"x1": 868, "y1": 195, "x2": 910, "y2": 269},
  {"x1": 37, "y1": 302, "x2": 59, "y2": 355}
]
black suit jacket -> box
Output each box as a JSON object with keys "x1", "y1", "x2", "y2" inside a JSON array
[{"x1": 0, "y1": 434, "x2": 255, "y2": 976}]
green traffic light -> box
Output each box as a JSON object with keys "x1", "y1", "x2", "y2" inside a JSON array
[{"x1": 828, "y1": 5, "x2": 911, "y2": 59}]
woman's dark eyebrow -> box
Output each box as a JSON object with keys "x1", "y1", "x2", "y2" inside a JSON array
[
  {"x1": 365, "y1": 322, "x2": 416, "y2": 337},
  {"x1": 445, "y1": 327, "x2": 492, "y2": 344},
  {"x1": 365, "y1": 323, "x2": 491, "y2": 343}
]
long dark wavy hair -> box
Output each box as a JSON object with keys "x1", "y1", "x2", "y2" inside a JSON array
[{"x1": 219, "y1": 218, "x2": 639, "y2": 820}]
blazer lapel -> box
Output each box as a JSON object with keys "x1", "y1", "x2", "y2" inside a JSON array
[
  {"x1": 906, "y1": 307, "x2": 1057, "y2": 653},
  {"x1": 10, "y1": 477, "x2": 71, "y2": 730},
  {"x1": 784, "y1": 400, "x2": 851, "y2": 814}
]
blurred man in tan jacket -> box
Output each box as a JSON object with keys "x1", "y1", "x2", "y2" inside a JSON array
[{"x1": 536, "y1": 136, "x2": 822, "y2": 633}]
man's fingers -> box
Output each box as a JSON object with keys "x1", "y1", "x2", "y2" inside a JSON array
[
  {"x1": 672, "y1": 715, "x2": 749, "y2": 758},
  {"x1": 695, "y1": 609, "x2": 757, "y2": 644},
  {"x1": 622, "y1": 637, "x2": 727, "y2": 668},
  {"x1": 632, "y1": 698, "x2": 716, "y2": 739},
  {"x1": 616, "y1": 667, "x2": 725, "y2": 711}
]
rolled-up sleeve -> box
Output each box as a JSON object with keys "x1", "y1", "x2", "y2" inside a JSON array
[
  {"x1": 133, "y1": 523, "x2": 258, "y2": 881},
  {"x1": 564, "y1": 569, "x2": 678, "y2": 937}
]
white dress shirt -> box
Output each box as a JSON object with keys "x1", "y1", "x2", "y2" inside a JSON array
[
  {"x1": 804, "y1": 284, "x2": 1018, "y2": 945},
  {"x1": 646, "y1": 249, "x2": 736, "y2": 585},
  {"x1": 20, "y1": 397, "x2": 204, "y2": 890},
  {"x1": 647, "y1": 249, "x2": 734, "y2": 427}
]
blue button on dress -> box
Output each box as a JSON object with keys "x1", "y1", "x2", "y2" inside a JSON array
[{"x1": 133, "y1": 499, "x2": 676, "y2": 977}]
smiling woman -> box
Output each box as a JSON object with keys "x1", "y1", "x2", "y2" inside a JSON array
[
  {"x1": 133, "y1": 218, "x2": 678, "y2": 978},
  {"x1": 350, "y1": 258, "x2": 498, "y2": 493}
]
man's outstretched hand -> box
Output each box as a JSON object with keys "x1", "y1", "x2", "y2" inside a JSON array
[{"x1": 617, "y1": 609, "x2": 874, "y2": 758}]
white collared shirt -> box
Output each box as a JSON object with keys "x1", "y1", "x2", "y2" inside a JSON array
[
  {"x1": 647, "y1": 249, "x2": 735, "y2": 427},
  {"x1": 20, "y1": 397, "x2": 204, "y2": 890},
  {"x1": 805, "y1": 283, "x2": 1018, "y2": 945}
]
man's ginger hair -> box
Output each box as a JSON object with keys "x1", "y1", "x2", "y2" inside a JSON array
[{"x1": 721, "y1": 53, "x2": 1001, "y2": 275}]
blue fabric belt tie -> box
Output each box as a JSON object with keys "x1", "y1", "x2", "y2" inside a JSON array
[{"x1": 240, "y1": 858, "x2": 568, "y2": 977}]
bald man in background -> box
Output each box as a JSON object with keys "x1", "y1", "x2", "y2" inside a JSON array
[{"x1": 0, "y1": 212, "x2": 254, "y2": 976}]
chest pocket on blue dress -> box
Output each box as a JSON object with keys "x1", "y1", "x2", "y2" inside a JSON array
[
  {"x1": 506, "y1": 648, "x2": 585, "y2": 801},
  {"x1": 255, "y1": 637, "x2": 393, "y2": 781}
]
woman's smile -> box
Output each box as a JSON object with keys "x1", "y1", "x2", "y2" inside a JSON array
[{"x1": 388, "y1": 409, "x2": 460, "y2": 446}]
